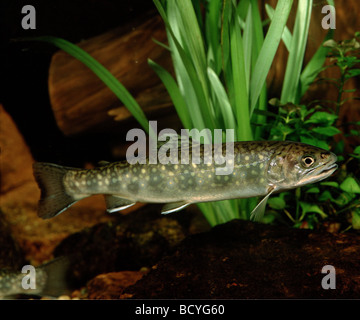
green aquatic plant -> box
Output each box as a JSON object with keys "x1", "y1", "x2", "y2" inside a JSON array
[
  {"x1": 150, "y1": 0, "x2": 335, "y2": 225},
  {"x1": 322, "y1": 31, "x2": 360, "y2": 116}
]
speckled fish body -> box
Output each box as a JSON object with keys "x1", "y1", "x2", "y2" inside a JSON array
[{"x1": 33, "y1": 141, "x2": 337, "y2": 220}]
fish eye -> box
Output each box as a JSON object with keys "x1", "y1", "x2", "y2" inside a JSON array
[{"x1": 301, "y1": 156, "x2": 315, "y2": 167}]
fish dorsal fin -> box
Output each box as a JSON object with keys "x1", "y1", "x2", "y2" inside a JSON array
[
  {"x1": 104, "y1": 195, "x2": 136, "y2": 213},
  {"x1": 250, "y1": 187, "x2": 276, "y2": 222},
  {"x1": 161, "y1": 201, "x2": 191, "y2": 214},
  {"x1": 98, "y1": 161, "x2": 110, "y2": 167}
]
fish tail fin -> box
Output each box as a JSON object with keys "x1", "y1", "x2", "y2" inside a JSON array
[
  {"x1": 38, "y1": 257, "x2": 73, "y2": 298},
  {"x1": 33, "y1": 162, "x2": 78, "y2": 219}
]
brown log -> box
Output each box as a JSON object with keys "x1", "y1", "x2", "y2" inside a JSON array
[{"x1": 48, "y1": 13, "x2": 173, "y2": 136}]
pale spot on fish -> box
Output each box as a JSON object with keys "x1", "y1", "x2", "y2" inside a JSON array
[
  {"x1": 168, "y1": 172, "x2": 174, "y2": 176},
  {"x1": 245, "y1": 156, "x2": 250, "y2": 161},
  {"x1": 141, "y1": 169, "x2": 146, "y2": 174},
  {"x1": 97, "y1": 174, "x2": 102, "y2": 179}
]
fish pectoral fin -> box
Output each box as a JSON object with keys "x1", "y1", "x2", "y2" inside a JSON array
[
  {"x1": 104, "y1": 195, "x2": 136, "y2": 213},
  {"x1": 250, "y1": 187, "x2": 276, "y2": 222},
  {"x1": 161, "y1": 201, "x2": 191, "y2": 214}
]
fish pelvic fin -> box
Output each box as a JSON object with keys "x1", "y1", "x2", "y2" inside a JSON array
[
  {"x1": 33, "y1": 162, "x2": 78, "y2": 219},
  {"x1": 250, "y1": 187, "x2": 276, "y2": 222},
  {"x1": 38, "y1": 256, "x2": 73, "y2": 298},
  {"x1": 104, "y1": 195, "x2": 136, "y2": 213},
  {"x1": 161, "y1": 201, "x2": 191, "y2": 214}
]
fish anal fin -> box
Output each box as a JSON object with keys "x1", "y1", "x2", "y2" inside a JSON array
[
  {"x1": 161, "y1": 201, "x2": 191, "y2": 214},
  {"x1": 104, "y1": 195, "x2": 136, "y2": 213},
  {"x1": 250, "y1": 187, "x2": 276, "y2": 222}
]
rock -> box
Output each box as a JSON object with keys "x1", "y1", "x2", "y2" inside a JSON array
[
  {"x1": 87, "y1": 271, "x2": 145, "y2": 299},
  {"x1": 0, "y1": 104, "x2": 34, "y2": 194},
  {"x1": 54, "y1": 206, "x2": 209, "y2": 286},
  {"x1": 0, "y1": 209, "x2": 26, "y2": 270},
  {"x1": 126, "y1": 219, "x2": 360, "y2": 299},
  {"x1": 0, "y1": 104, "x2": 118, "y2": 264}
]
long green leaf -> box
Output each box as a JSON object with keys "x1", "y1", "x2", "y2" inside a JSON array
[
  {"x1": 32, "y1": 36, "x2": 150, "y2": 134},
  {"x1": 243, "y1": 3, "x2": 253, "y2": 95},
  {"x1": 265, "y1": 3, "x2": 292, "y2": 51},
  {"x1": 207, "y1": 67, "x2": 237, "y2": 137},
  {"x1": 148, "y1": 59, "x2": 192, "y2": 129},
  {"x1": 230, "y1": 8, "x2": 252, "y2": 141},
  {"x1": 250, "y1": 0, "x2": 293, "y2": 115},
  {"x1": 300, "y1": 29, "x2": 334, "y2": 97},
  {"x1": 280, "y1": 0, "x2": 313, "y2": 104}
]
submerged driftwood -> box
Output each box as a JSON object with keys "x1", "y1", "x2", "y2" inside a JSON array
[{"x1": 48, "y1": 13, "x2": 173, "y2": 136}]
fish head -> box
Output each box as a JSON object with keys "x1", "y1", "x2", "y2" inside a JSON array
[{"x1": 266, "y1": 142, "x2": 338, "y2": 191}]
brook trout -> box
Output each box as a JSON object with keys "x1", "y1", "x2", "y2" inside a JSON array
[{"x1": 33, "y1": 141, "x2": 337, "y2": 221}]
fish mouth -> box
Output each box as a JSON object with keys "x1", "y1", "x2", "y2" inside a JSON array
[
  {"x1": 297, "y1": 156, "x2": 338, "y2": 187},
  {"x1": 314, "y1": 162, "x2": 338, "y2": 179},
  {"x1": 304, "y1": 161, "x2": 338, "y2": 183}
]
